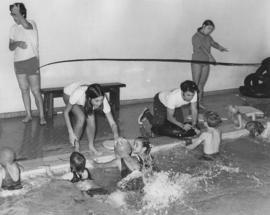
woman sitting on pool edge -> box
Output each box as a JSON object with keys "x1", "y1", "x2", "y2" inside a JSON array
[
  {"x1": 92, "y1": 137, "x2": 156, "y2": 191},
  {"x1": 63, "y1": 81, "x2": 120, "y2": 154}
]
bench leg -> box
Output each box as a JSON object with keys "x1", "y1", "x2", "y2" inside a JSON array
[
  {"x1": 47, "y1": 93, "x2": 54, "y2": 118},
  {"x1": 110, "y1": 88, "x2": 120, "y2": 111},
  {"x1": 43, "y1": 94, "x2": 49, "y2": 118},
  {"x1": 109, "y1": 88, "x2": 120, "y2": 120}
]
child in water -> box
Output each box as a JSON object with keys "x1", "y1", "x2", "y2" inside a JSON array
[
  {"x1": 92, "y1": 137, "x2": 155, "y2": 191},
  {"x1": 50, "y1": 151, "x2": 108, "y2": 197},
  {"x1": 0, "y1": 147, "x2": 22, "y2": 190},
  {"x1": 228, "y1": 105, "x2": 270, "y2": 139},
  {"x1": 185, "y1": 111, "x2": 222, "y2": 161}
]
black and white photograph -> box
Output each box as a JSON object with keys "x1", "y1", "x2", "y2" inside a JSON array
[{"x1": 0, "y1": 0, "x2": 270, "y2": 214}]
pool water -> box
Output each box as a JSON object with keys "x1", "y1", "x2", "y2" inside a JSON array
[{"x1": 2, "y1": 136, "x2": 270, "y2": 215}]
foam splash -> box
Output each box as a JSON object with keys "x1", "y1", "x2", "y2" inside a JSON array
[
  {"x1": 107, "y1": 190, "x2": 127, "y2": 208},
  {"x1": 141, "y1": 171, "x2": 196, "y2": 211}
]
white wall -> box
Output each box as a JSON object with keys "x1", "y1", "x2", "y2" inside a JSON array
[{"x1": 1, "y1": 0, "x2": 270, "y2": 113}]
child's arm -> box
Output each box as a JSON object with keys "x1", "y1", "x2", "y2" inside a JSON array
[
  {"x1": 9, "y1": 164, "x2": 20, "y2": 182},
  {"x1": 91, "y1": 158, "x2": 120, "y2": 170},
  {"x1": 186, "y1": 133, "x2": 207, "y2": 150},
  {"x1": 45, "y1": 167, "x2": 74, "y2": 181}
]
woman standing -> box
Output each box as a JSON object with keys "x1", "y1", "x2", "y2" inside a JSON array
[
  {"x1": 9, "y1": 3, "x2": 46, "y2": 125},
  {"x1": 191, "y1": 20, "x2": 228, "y2": 108},
  {"x1": 63, "y1": 82, "x2": 119, "y2": 154}
]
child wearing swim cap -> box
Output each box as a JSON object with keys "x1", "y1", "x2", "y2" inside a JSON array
[{"x1": 0, "y1": 147, "x2": 22, "y2": 190}]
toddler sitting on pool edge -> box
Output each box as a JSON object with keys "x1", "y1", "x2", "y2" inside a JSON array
[
  {"x1": 185, "y1": 111, "x2": 222, "y2": 161},
  {"x1": 0, "y1": 147, "x2": 22, "y2": 190},
  {"x1": 228, "y1": 105, "x2": 270, "y2": 139}
]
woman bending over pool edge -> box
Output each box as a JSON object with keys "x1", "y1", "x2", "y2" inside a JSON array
[
  {"x1": 138, "y1": 80, "x2": 200, "y2": 139},
  {"x1": 63, "y1": 82, "x2": 120, "y2": 154}
]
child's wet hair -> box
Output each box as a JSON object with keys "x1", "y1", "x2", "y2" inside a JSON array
[
  {"x1": 204, "y1": 111, "x2": 222, "y2": 128},
  {"x1": 135, "y1": 137, "x2": 152, "y2": 154},
  {"x1": 245, "y1": 121, "x2": 265, "y2": 137},
  {"x1": 70, "y1": 151, "x2": 86, "y2": 173}
]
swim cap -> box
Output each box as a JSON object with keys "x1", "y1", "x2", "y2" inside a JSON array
[
  {"x1": 0, "y1": 147, "x2": 16, "y2": 165},
  {"x1": 114, "y1": 138, "x2": 132, "y2": 157}
]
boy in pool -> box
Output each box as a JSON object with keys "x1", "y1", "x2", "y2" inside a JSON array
[
  {"x1": 0, "y1": 147, "x2": 22, "y2": 190},
  {"x1": 49, "y1": 151, "x2": 108, "y2": 197},
  {"x1": 185, "y1": 111, "x2": 222, "y2": 161},
  {"x1": 228, "y1": 105, "x2": 270, "y2": 139},
  {"x1": 92, "y1": 137, "x2": 155, "y2": 191}
]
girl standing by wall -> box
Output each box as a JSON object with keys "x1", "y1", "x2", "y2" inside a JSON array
[{"x1": 191, "y1": 20, "x2": 228, "y2": 108}]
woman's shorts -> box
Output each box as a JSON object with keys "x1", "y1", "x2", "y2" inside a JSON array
[{"x1": 14, "y1": 57, "x2": 39, "y2": 75}]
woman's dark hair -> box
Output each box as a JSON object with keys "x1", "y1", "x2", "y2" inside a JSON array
[
  {"x1": 70, "y1": 151, "x2": 86, "y2": 173},
  {"x1": 180, "y1": 80, "x2": 198, "y2": 93},
  {"x1": 136, "y1": 137, "x2": 151, "y2": 155},
  {"x1": 9, "y1": 3, "x2": 27, "y2": 18},
  {"x1": 197, "y1": 19, "x2": 215, "y2": 32},
  {"x1": 84, "y1": 83, "x2": 105, "y2": 115}
]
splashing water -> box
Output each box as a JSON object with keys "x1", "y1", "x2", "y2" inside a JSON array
[{"x1": 141, "y1": 171, "x2": 197, "y2": 211}]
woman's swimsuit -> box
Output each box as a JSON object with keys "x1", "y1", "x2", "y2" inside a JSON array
[{"x1": 1, "y1": 168, "x2": 22, "y2": 190}]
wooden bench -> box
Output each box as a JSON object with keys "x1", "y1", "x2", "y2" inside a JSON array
[{"x1": 41, "y1": 82, "x2": 126, "y2": 119}]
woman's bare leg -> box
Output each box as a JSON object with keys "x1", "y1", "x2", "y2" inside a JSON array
[
  {"x1": 191, "y1": 63, "x2": 202, "y2": 100},
  {"x1": 86, "y1": 114, "x2": 102, "y2": 155},
  {"x1": 29, "y1": 74, "x2": 46, "y2": 125},
  {"x1": 16, "y1": 74, "x2": 32, "y2": 122},
  {"x1": 198, "y1": 65, "x2": 210, "y2": 103}
]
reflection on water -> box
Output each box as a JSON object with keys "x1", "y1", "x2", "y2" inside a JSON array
[{"x1": 2, "y1": 137, "x2": 270, "y2": 214}]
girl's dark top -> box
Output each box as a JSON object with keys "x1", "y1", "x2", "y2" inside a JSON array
[{"x1": 192, "y1": 31, "x2": 219, "y2": 62}]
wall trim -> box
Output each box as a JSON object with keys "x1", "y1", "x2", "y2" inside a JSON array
[{"x1": 0, "y1": 88, "x2": 238, "y2": 119}]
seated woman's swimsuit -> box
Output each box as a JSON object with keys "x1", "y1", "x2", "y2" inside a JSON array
[{"x1": 1, "y1": 168, "x2": 22, "y2": 190}]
